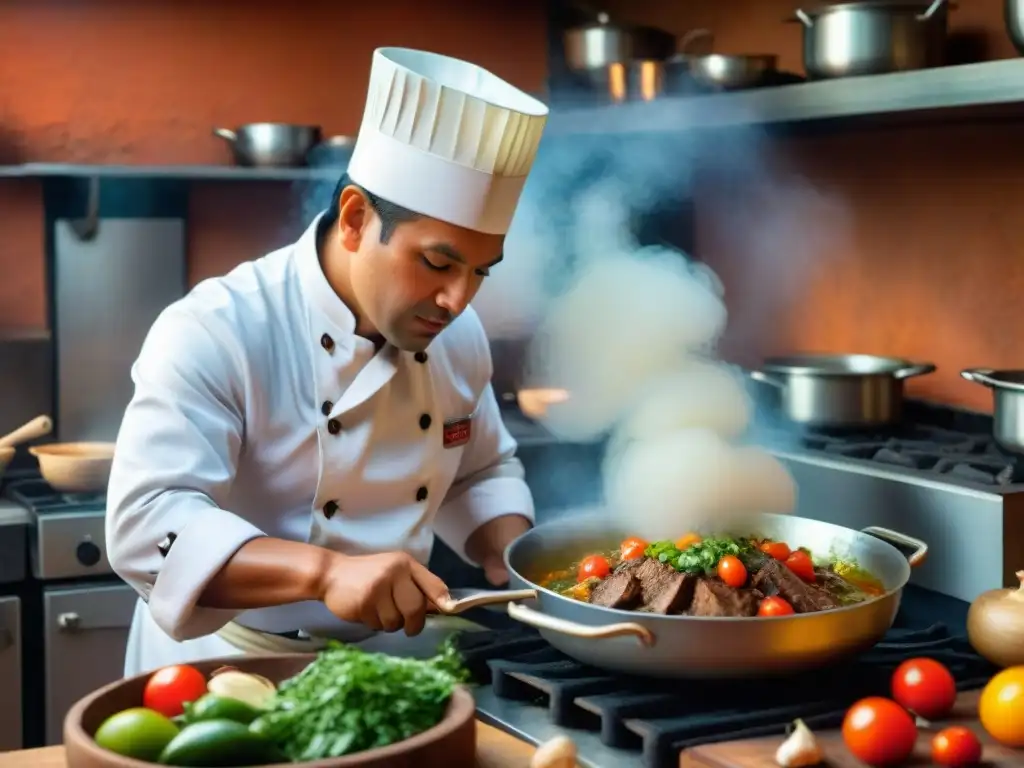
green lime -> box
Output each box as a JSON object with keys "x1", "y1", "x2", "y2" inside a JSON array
[{"x1": 94, "y1": 707, "x2": 180, "y2": 761}]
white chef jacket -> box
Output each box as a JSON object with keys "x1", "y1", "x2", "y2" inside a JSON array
[{"x1": 106, "y1": 213, "x2": 534, "y2": 675}]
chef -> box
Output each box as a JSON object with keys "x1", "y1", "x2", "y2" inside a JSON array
[{"x1": 105, "y1": 47, "x2": 549, "y2": 676}]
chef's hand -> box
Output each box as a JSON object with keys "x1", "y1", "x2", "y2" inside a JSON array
[
  {"x1": 465, "y1": 514, "x2": 532, "y2": 586},
  {"x1": 319, "y1": 552, "x2": 451, "y2": 636}
]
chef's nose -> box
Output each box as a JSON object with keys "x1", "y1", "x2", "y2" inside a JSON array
[{"x1": 435, "y1": 276, "x2": 473, "y2": 317}]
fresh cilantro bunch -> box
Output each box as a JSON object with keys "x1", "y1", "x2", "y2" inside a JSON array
[
  {"x1": 250, "y1": 637, "x2": 468, "y2": 760},
  {"x1": 644, "y1": 537, "x2": 753, "y2": 575}
]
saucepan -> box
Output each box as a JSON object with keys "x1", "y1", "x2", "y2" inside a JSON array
[
  {"x1": 748, "y1": 354, "x2": 937, "y2": 428},
  {"x1": 437, "y1": 509, "x2": 927, "y2": 678},
  {"x1": 961, "y1": 368, "x2": 1024, "y2": 453}
]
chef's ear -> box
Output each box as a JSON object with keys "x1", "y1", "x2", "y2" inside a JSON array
[{"x1": 337, "y1": 185, "x2": 370, "y2": 251}]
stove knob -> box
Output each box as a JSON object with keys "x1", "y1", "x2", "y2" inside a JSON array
[{"x1": 76, "y1": 541, "x2": 101, "y2": 567}]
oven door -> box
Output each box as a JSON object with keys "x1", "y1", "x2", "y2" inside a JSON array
[
  {"x1": 43, "y1": 582, "x2": 136, "y2": 745},
  {"x1": 0, "y1": 594, "x2": 23, "y2": 751}
]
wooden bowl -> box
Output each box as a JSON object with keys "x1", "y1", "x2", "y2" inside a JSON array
[
  {"x1": 29, "y1": 441, "x2": 115, "y2": 493},
  {"x1": 64, "y1": 654, "x2": 477, "y2": 768}
]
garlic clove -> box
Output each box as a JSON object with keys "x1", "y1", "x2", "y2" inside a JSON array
[
  {"x1": 531, "y1": 734, "x2": 577, "y2": 768},
  {"x1": 775, "y1": 719, "x2": 823, "y2": 767}
]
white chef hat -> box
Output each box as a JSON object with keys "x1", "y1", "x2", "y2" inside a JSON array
[{"x1": 347, "y1": 47, "x2": 549, "y2": 236}]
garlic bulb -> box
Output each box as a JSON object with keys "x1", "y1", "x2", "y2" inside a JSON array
[
  {"x1": 775, "y1": 719, "x2": 823, "y2": 767},
  {"x1": 531, "y1": 735, "x2": 577, "y2": 768},
  {"x1": 206, "y1": 670, "x2": 277, "y2": 709}
]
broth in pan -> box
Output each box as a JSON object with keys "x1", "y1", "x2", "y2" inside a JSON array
[{"x1": 538, "y1": 533, "x2": 885, "y2": 618}]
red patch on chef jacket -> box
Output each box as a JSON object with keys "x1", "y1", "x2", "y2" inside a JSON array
[{"x1": 443, "y1": 417, "x2": 472, "y2": 448}]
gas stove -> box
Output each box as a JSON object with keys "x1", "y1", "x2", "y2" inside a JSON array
[
  {"x1": 2, "y1": 468, "x2": 110, "y2": 581},
  {"x1": 459, "y1": 586, "x2": 994, "y2": 768},
  {"x1": 750, "y1": 402, "x2": 1024, "y2": 603}
]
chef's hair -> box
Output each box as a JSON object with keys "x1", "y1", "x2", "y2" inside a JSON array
[{"x1": 321, "y1": 173, "x2": 421, "y2": 244}]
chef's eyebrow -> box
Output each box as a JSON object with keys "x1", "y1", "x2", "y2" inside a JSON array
[{"x1": 425, "y1": 243, "x2": 504, "y2": 268}]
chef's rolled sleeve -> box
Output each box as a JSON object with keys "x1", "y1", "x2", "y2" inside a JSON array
[
  {"x1": 105, "y1": 305, "x2": 266, "y2": 641},
  {"x1": 432, "y1": 382, "x2": 535, "y2": 564}
]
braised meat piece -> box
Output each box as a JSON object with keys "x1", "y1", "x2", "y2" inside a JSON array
[
  {"x1": 752, "y1": 559, "x2": 841, "y2": 613},
  {"x1": 590, "y1": 570, "x2": 643, "y2": 610},
  {"x1": 632, "y1": 557, "x2": 697, "y2": 614},
  {"x1": 689, "y1": 578, "x2": 759, "y2": 617}
]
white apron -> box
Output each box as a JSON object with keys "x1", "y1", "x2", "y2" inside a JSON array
[{"x1": 106, "y1": 214, "x2": 534, "y2": 677}]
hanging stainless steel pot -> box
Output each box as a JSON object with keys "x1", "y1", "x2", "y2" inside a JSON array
[
  {"x1": 960, "y1": 368, "x2": 1024, "y2": 453},
  {"x1": 563, "y1": 12, "x2": 676, "y2": 70},
  {"x1": 437, "y1": 509, "x2": 927, "y2": 679},
  {"x1": 791, "y1": 0, "x2": 951, "y2": 79},
  {"x1": 748, "y1": 354, "x2": 937, "y2": 428}
]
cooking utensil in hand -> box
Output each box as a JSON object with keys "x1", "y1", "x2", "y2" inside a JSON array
[
  {"x1": 0, "y1": 414, "x2": 53, "y2": 449},
  {"x1": 213, "y1": 123, "x2": 322, "y2": 167},
  {"x1": 790, "y1": 0, "x2": 951, "y2": 79},
  {"x1": 961, "y1": 368, "x2": 1024, "y2": 454},
  {"x1": 749, "y1": 354, "x2": 936, "y2": 428},
  {"x1": 433, "y1": 509, "x2": 927, "y2": 678},
  {"x1": 29, "y1": 442, "x2": 115, "y2": 493}
]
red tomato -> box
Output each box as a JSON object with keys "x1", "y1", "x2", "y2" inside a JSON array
[
  {"x1": 759, "y1": 541, "x2": 792, "y2": 561},
  {"x1": 577, "y1": 555, "x2": 611, "y2": 582},
  {"x1": 717, "y1": 555, "x2": 748, "y2": 588},
  {"x1": 932, "y1": 726, "x2": 983, "y2": 766},
  {"x1": 757, "y1": 596, "x2": 795, "y2": 617},
  {"x1": 891, "y1": 657, "x2": 958, "y2": 719},
  {"x1": 842, "y1": 697, "x2": 917, "y2": 766},
  {"x1": 619, "y1": 537, "x2": 648, "y2": 561},
  {"x1": 784, "y1": 550, "x2": 816, "y2": 582},
  {"x1": 143, "y1": 664, "x2": 208, "y2": 718}
]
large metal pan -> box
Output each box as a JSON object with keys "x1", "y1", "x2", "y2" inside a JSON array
[{"x1": 438, "y1": 509, "x2": 927, "y2": 678}]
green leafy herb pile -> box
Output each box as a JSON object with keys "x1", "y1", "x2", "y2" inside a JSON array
[
  {"x1": 644, "y1": 536, "x2": 755, "y2": 574},
  {"x1": 250, "y1": 637, "x2": 469, "y2": 761}
]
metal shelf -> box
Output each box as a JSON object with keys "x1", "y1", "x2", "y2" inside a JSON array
[
  {"x1": 545, "y1": 59, "x2": 1024, "y2": 135},
  {"x1": 0, "y1": 163, "x2": 341, "y2": 181}
]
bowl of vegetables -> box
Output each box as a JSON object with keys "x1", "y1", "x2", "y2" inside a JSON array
[{"x1": 64, "y1": 641, "x2": 476, "y2": 767}]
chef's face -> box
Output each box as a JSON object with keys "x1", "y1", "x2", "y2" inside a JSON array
[{"x1": 338, "y1": 187, "x2": 504, "y2": 351}]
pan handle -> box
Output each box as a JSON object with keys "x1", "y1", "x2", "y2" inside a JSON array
[
  {"x1": 506, "y1": 603, "x2": 654, "y2": 646},
  {"x1": 861, "y1": 526, "x2": 929, "y2": 568},
  {"x1": 435, "y1": 589, "x2": 655, "y2": 647}
]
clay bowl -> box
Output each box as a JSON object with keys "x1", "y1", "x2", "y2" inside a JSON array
[{"x1": 64, "y1": 654, "x2": 477, "y2": 768}]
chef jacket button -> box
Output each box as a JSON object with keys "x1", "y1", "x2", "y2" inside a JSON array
[
  {"x1": 327, "y1": 418, "x2": 342, "y2": 435},
  {"x1": 320, "y1": 333, "x2": 335, "y2": 352},
  {"x1": 419, "y1": 413, "x2": 432, "y2": 430},
  {"x1": 323, "y1": 500, "x2": 339, "y2": 519},
  {"x1": 321, "y1": 400, "x2": 333, "y2": 416},
  {"x1": 414, "y1": 351, "x2": 428, "y2": 363},
  {"x1": 157, "y1": 532, "x2": 177, "y2": 557},
  {"x1": 416, "y1": 486, "x2": 428, "y2": 502}
]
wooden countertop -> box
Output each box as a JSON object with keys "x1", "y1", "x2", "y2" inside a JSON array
[
  {"x1": 0, "y1": 721, "x2": 541, "y2": 768},
  {"x1": 682, "y1": 690, "x2": 1021, "y2": 768}
]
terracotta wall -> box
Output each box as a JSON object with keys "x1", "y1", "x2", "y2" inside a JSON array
[
  {"x1": 0, "y1": 0, "x2": 547, "y2": 322},
  {"x1": 2, "y1": 0, "x2": 1022, "y2": 413}
]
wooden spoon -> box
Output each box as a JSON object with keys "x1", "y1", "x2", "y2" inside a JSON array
[{"x1": 0, "y1": 415, "x2": 54, "y2": 449}]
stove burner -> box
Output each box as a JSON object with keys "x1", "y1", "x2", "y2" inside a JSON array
[
  {"x1": 762, "y1": 421, "x2": 1024, "y2": 487},
  {"x1": 3, "y1": 477, "x2": 106, "y2": 513},
  {"x1": 458, "y1": 622, "x2": 994, "y2": 768}
]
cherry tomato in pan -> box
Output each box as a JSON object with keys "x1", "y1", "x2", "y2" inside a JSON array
[
  {"x1": 577, "y1": 555, "x2": 611, "y2": 582},
  {"x1": 757, "y1": 596, "x2": 795, "y2": 617},
  {"x1": 784, "y1": 550, "x2": 816, "y2": 583},
  {"x1": 759, "y1": 540, "x2": 792, "y2": 561},
  {"x1": 619, "y1": 537, "x2": 648, "y2": 561},
  {"x1": 717, "y1": 555, "x2": 748, "y2": 588}
]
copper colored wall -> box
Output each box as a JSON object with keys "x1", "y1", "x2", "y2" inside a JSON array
[
  {"x1": 0, "y1": 0, "x2": 547, "y2": 323},
  {"x1": 2, "y1": 0, "x2": 1022, "y2": 413}
]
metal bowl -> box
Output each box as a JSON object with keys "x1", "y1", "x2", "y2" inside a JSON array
[{"x1": 213, "y1": 123, "x2": 322, "y2": 167}]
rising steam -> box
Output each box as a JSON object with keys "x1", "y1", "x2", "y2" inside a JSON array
[{"x1": 474, "y1": 121, "x2": 852, "y2": 533}]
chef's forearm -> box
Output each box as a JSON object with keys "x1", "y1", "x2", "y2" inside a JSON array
[
  {"x1": 464, "y1": 513, "x2": 532, "y2": 566},
  {"x1": 198, "y1": 537, "x2": 332, "y2": 610}
]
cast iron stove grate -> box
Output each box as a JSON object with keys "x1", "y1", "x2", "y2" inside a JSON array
[{"x1": 456, "y1": 623, "x2": 995, "y2": 768}]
